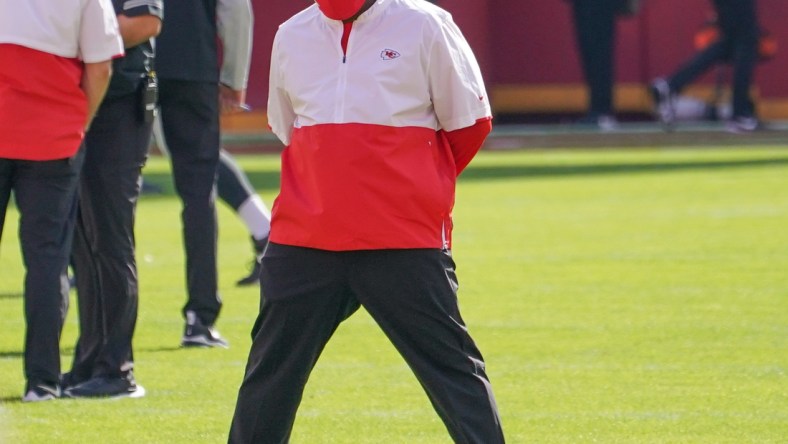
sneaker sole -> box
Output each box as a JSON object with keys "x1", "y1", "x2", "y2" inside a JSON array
[
  {"x1": 22, "y1": 392, "x2": 57, "y2": 403},
  {"x1": 64, "y1": 385, "x2": 146, "y2": 400},
  {"x1": 650, "y1": 80, "x2": 675, "y2": 128},
  {"x1": 127, "y1": 385, "x2": 146, "y2": 399},
  {"x1": 181, "y1": 335, "x2": 229, "y2": 349}
]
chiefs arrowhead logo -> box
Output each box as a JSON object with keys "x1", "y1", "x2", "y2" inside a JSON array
[{"x1": 380, "y1": 49, "x2": 401, "y2": 60}]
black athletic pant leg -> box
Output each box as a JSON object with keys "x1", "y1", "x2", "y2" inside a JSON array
[
  {"x1": 229, "y1": 243, "x2": 360, "y2": 444},
  {"x1": 717, "y1": 0, "x2": 759, "y2": 117},
  {"x1": 668, "y1": 40, "x2": 729, "y2": 93},
  {"x1": 69, "y1": 204, "x2": 102, "y2": 383},
  {"x1": 12, "y1": 150, "x2": 84, "y2": 387},
  {"x1": 158, "y1": 79, "x2": 222, "y2": 325},
  {"x1": 217, "y1": 150, "x2": 255, "y2": 211},
  {"x1": 349, "y1": 249, "x2": 505, "y2": 444},
  {"x1": 572, "y1": 0, "x2": 617, "y2": 116},
  {"x1": 70, "y1": 93, "x2": 151, "y2": 380}
]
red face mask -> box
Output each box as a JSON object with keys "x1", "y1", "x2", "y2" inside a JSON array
[{"x1": 315, "y1": 0, "x2": 366, "y2": 20}]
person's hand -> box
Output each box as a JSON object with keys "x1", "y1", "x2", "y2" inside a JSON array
[{"x1": 219, "y1": 83, "x2": 249, "y2": 115}]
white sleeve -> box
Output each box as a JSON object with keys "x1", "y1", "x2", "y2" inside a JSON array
[
  {"x1": 217, "y1": 0, "x2": 254, "y2": 90},
  {"x1": 267, "y1": 32, "x2": 296, "y2": 146},
  {"x1": 427, "y1": 16, "x2": 491, "y2": 132},
  {"x1": 79, "y1": 0, "x2": 124, "y2": 63}
]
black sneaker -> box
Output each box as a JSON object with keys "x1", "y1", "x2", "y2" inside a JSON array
[
  {"x1": 236, "y1": 259, "x2": 262, "y2": 286},
  {"x1": 22, "y1": 382, "x2": 61, "y2": 403},
  {"x1": 650, "y1": 78, "x2": 675, "y2": 128},
  {"x1": 60, "y1": 371, "x2": 79, "y2": 391},
  {"x1": 236, "y1": 235, "x2": 268, "y2": 287},
  {"x1": 181, "y1": 310, "x2": 229, "y2": 348},
  {"x1": 64, "y1": 374, "x2": 144, "y2": 399}
]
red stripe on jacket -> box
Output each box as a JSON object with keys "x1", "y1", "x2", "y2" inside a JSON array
[{"x1": 269, "y1": 119, "x2": 491, "y2": 251}]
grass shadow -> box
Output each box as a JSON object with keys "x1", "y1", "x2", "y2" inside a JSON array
[
  {"x1": 0, "y1": 345, "x2": 74, "y2": 359},
  {"x1": 0, "y1": 345, "x2": 189, "y2": 360},
  {"x1": 0, "y1": 351, "x2": 22, "y2": 358},
  {"x1": 460, "y1": 157, "x2": 788, "y2": 182},
  {"x1": 139, "y1": 157, "x2": 788, "y2": 195},
  {"x1": 139, "y1": 170, "x2": 281, "y2": 199},
  {"x1": 137, "y1": 345, "x2": 187, "y2": 353}
]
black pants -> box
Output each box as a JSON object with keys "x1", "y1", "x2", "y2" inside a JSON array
[
  {"x1": 69, "y1": 93, "x2": 152, "y2": 382},
  {"x1": 229, "y1": 244, "x2": 505, "y2": 444},
  {"x1": 153, "y1": 119, "x2": 253, "y2": 214},
  {"x1": 0, "y1": 149, "x2": 84, "y2": 388},
  {"x1": 667, "y1": 0, "x2": 759, "y2": 118},
  {"x1": 158, "y1": 80, "x2": 222, "y2": 326},
  {"x1": 571, "y1": 0, "x2": 619, "y2": 117}
]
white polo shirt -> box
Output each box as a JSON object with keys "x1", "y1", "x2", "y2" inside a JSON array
[{"x1": 0, "y1": 0, "x2": 122, "y2": 63}]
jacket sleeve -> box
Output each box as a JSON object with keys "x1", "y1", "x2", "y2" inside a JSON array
[
  {"x1": 80, "y1": 0, "x2": 124, "y2": 63},
  {"x1": 118, "y1": 0, "x2": 163, "y2": 19},
  {"x1": 217, "y1": 0, "x2": 253, "y2": 90},
  {"x1": 427, "y1": 13, "x2": 491, "y2": 175},
  {"x1": 267, "y1": 31, "x2": 296, "y2": 146},
  {"x1": 427, "y1": 14, "x2": 491, "y2": 133},
  {"x1": 442, "y1": 117, "x2": 492, "y2": 176}
]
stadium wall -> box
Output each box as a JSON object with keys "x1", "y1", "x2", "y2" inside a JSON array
[{"x1": 231, "y1": 0, "x2": 788, "y2": 131}]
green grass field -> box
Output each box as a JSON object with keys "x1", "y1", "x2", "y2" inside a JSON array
[{"x1": 1, "y1": 146, "x2": 786, "y2": 443}]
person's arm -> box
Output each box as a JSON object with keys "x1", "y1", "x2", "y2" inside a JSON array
[
  {"x1": 441, "y1": 117, "x2": 492, "y2": 176},
  {"x1": 78, "y1": 0, "x2": 124, "y2": 129},
  {"x1": 267, "y1": 32, "x2": 296, "y2": 146},
  {"x1": 217, "y1": 0, "x2": 253, "y2": 114},
  {"x1": 81, "y1": 61, "x2": 113, "y2": 130},
  {"x1": 116, "y1": 14, "x2": 162, "y2": 48},
  {"x1": 219, "y1": 84, "x2": 247, "y2": 115}
]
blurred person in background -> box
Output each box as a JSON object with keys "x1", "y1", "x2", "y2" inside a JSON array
[
  {"x1": 155, "y1": 0, "x2": 254, "y2": 348},
  {"x1": 63, "y1": 0, "x2": 163, "y2": 399},
  {"x1": 566, "y1": 0, "x2": 639, "y2": 130},
  {"x1": 0, "y1": 0, "x2": 122, "y2": 402},
  {"x1": 214, "y1": 150, "x2": 271, "y2": 287},
  {"x1": 566, "y1": 0, "x2": 620, "y2": 130},
  {"x1": 149, "y1": 126, "x2": 272, "y2": 287},
  {"x1": 651, "y1": 0, "x2": 760, "y2": 133}
]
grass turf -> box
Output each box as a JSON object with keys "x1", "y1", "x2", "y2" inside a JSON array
[{"x1": 0, "y1": 146, "x2": 786, "y2": 443}]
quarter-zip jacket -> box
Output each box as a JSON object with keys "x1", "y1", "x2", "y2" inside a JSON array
[{"x1": 268, "y1": 0, "x2": 491, "y2": 251}]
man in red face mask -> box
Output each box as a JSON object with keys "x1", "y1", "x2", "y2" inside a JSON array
[{"x1": 229, "y1": 0, "x2": 505, "y2": 442}]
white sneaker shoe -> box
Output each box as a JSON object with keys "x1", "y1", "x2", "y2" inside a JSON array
[
  {"x1": 22, "y1": 383, "x2": 60, "y2": 403},
  {"x1": 726, "y1": 116, "x2": 759, "y2": 133},
  {"x1": 650, "y1": 78, "x2": 675, "y2": 128}
]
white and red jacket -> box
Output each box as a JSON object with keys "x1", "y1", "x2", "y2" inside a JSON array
[{"x1": 268, "y1": 0, "x2": 491, "y2": 251}]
